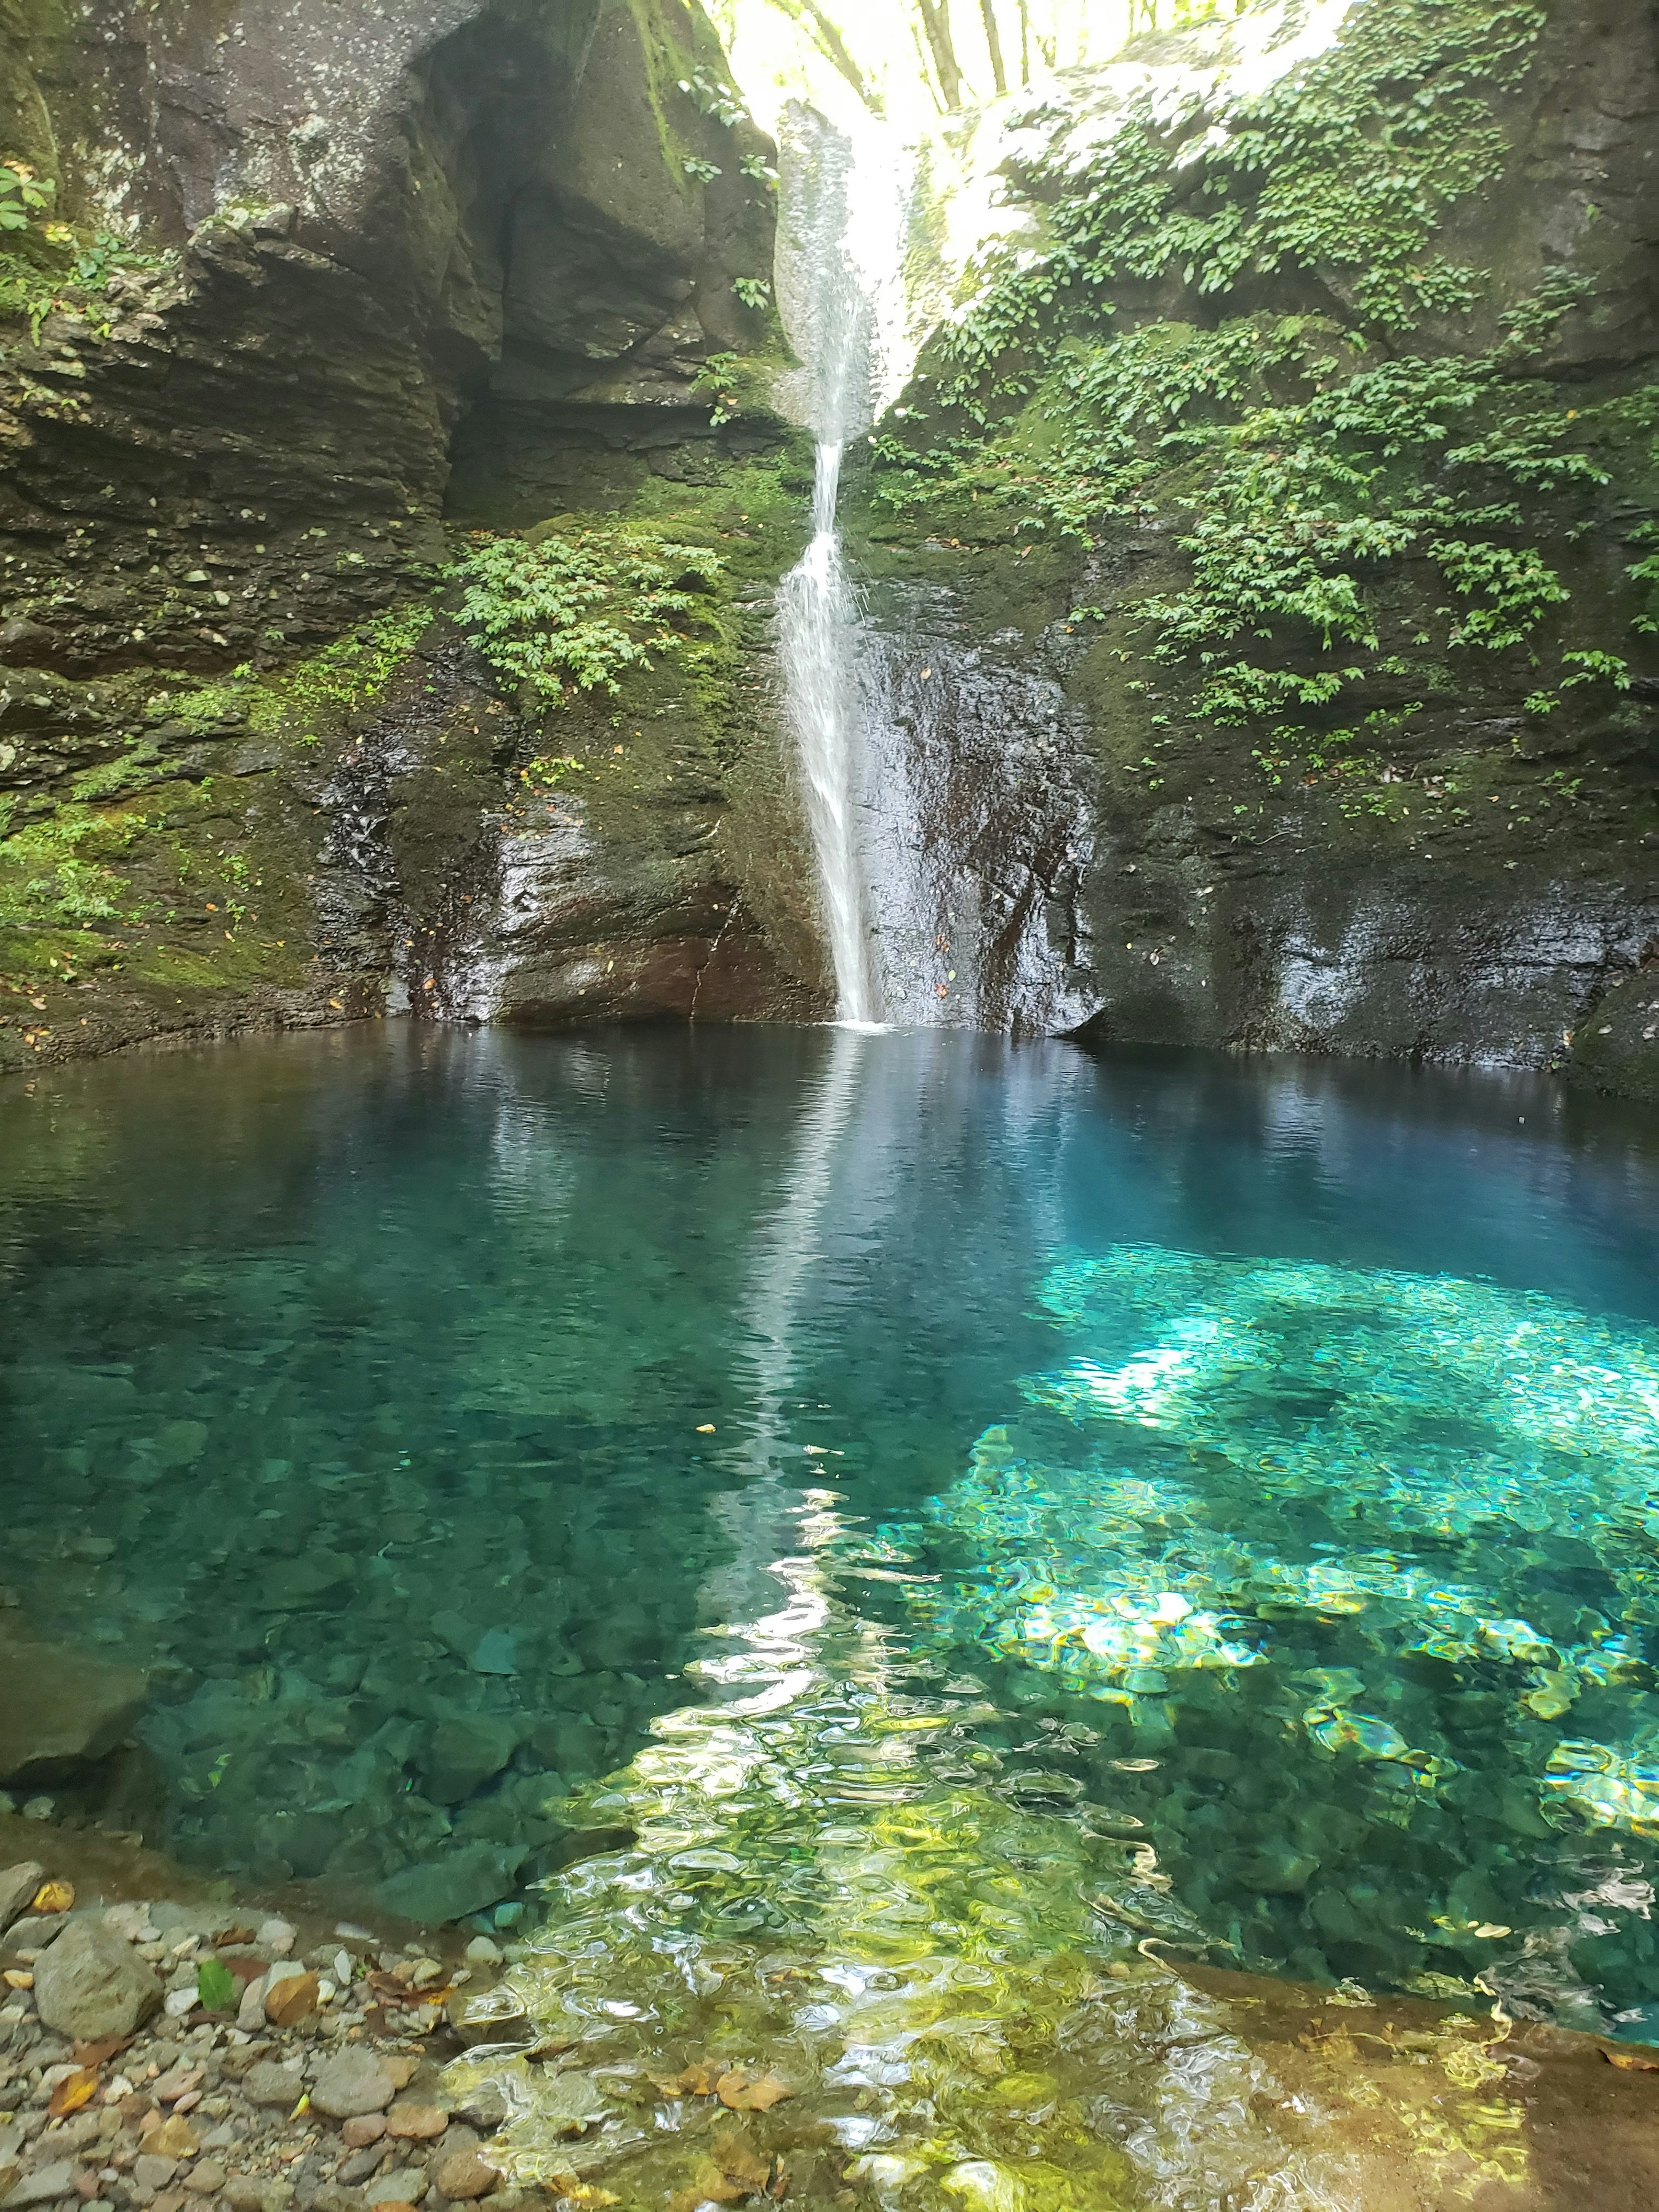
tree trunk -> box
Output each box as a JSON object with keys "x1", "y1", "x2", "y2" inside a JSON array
[
  {"x1": 769, "y1": 0, "x2": 884, "y2": 114},
  {"x1": 1017, "y1": 0, "x2": 1032, "y2": 83},
  {"x1": 915, "y1": 0, "x2": 965, "y2": 109},
  {"x1": 979, "y1": 0, "x2": 1008, "y2": 94}
]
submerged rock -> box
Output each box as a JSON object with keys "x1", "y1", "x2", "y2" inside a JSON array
[
  {"x1": 375, "y1": 1845, "x2": 529, "y2": 1928},
  {"x1": 0, "y1": 1625, "x2": 148, "y2": 1785}
]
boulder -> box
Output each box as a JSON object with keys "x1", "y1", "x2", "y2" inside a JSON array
[
  {"x1": 374, "y1": 1843, "x2": 528, "y2": 1927},
  {"x1": 0, "y1": 1624, "x2": 148, "y2": 1785},
  {"x1": 32, "y1": 1914, "x2": 162, "y2": 2040},
  {"x1": 418, "y1": 1717, "x2": 519, "y2": 1807}
]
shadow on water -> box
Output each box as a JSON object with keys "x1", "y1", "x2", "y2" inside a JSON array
[{"x1": 3, "y1": 1025, "x2": 1659, "y2": 2203}]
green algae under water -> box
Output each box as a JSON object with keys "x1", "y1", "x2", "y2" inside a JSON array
[{"x1": 3, "y1": 1025, "x2": 1659, "y2": 2206}]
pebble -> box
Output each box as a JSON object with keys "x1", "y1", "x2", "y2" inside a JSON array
[
  {"x1": 363, "y1": 2172, "x2": 427, "y2": 2206},
  {"x1": 385, "y1": 2104, "x2": 448, "y2": 2141},
  {"x1": 244, "y1": 2062, "x2": 305, "y2": 2110},
  {"x1": 311, "y1": 2049, "x2": 397, "y2": 2120},
  {"x1": 0, "y1": 1855, "x2": 509, "y2": 2212},
  {"x1": 433, "y1": 2152, "x2": 498, "y2": 2202},
  {"x1": 5, "y1": 2161, "x2": 77, "y2": 2207},
  {"x1": 0, "y1": 1862, "x2": 45, "y2": 1931}
]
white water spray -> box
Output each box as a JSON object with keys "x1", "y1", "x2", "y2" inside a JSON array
[{"x1": 775, "y1": 112, "x2": 914, "y2": 1027}]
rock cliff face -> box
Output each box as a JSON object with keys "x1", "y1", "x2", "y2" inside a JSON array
[
  {"x1": 847, "y1": 0, "x2": 1658, "y2": 1089},
  {"x1": 0, "y1": 0, "x2": 1653, "y2": 1094},
  {"x1": 0, "y1": 0, "x2": 826, "y2": 1070}
]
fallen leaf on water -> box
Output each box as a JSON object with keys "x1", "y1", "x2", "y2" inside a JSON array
[
  {"x1": 47, "y1": 2070, "x2": 99, "y2": 2118},
  {"x1": 652, "y1": 2061, "x2": 722, "y2": 2098},
  {"x1": 549, "y1": 2183, "x2": 620, "y2": 2210},
  {"x1": 715, "y1": 2072, "x2": 793, "y2": 2113},
  {"x1": 32, "y1": 1881, "x2": 73, "y2": 1914},
  {"x1": 712, "y1": 2128, "x2": 770, "y2": 2191},
  {"x1": 1602, "y1": 2045, "x2": 1659, "y2": 2071},
  {"x1": 670, "y1": 2155, "x2": 746, "y2": 2211},
  {"x1": 212, "y1": 1927, "x2": 257, "y2": 1949}
]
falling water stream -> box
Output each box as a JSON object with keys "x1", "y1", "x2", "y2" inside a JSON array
[{"x1": 775, "y1": 114, "x2": 914, "y2": 1027}]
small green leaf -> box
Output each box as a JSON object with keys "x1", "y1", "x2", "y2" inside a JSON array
[{"x1": 197, "y1": 1958, "x2": 238, "y2": 2013}]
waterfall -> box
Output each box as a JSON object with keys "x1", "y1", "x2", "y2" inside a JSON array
[{"x1": 775, "y1": 111, "x2": 912, "y2": 1028}]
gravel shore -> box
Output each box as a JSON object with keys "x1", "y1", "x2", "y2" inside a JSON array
[{"x1": 0, "y1": 1855, "x2": 528, "y2": 2212}]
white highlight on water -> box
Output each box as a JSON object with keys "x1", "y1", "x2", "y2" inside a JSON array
[{"x1": 775, "y1": 113, "x2": 915, "y2": 1027}]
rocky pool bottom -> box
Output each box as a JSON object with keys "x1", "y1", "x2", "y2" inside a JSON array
[{"x1": 0, "y1": 1815, "x2": 1656, "y2": 2212}]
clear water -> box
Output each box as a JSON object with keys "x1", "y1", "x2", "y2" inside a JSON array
[{"x1": 3, "y1": 1029, "x2": 1658, "y2": 2069}]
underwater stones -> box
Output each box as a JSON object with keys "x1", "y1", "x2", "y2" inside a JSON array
[
  {"x1": 311, "y1": 2050, "x2": 398, "y2": 2121},
  {"x1": 571, "y1": 1605, "x2": 661, "y2": 1674},
  {"x1": 374, "y1": 1845, "x2": 529, "y2": 1928},
  {"x1": 32, "y1": 1916, "x2": 161, "y2": 2040},
  {"x1": 1236, "y1": 1849, "x2": 1319, "y2": 1896},
  {"x1": 448, "y1": 1988, "x2": 531, "y2": 2049},
  {"x1": 152, "y1": 1420, "x2": 209, "y2": 1469},
  {"x1": 0, "y1": 1625, "x2": 148, "y2": 1785},
  {"x1": 419, "y1": 1717, "x2": 519, "y2": 1806},
  {"x1": 525, "y1": 1714, "x2": 604, "y2": 1777},
  {"x1": 430, "y1": 1620, "x2": 521, "y2": 1678},
  {"x1": 254, "y1": 1551, "x2": 354, "y2": 1611}
]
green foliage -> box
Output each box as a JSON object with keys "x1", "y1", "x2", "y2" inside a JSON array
[
  {"x1": 681, "y1": 155, "x2": 723, "y2": 184},
  {"x1": 282, "y1": 604, "x2": 434, "y2": 723},
  {"x1": 0, "y1": 159, "x2": 52, "y2": 232},
  {"x1": 0, "y1": 802, "x2": 144, "y2": 931},
  {"x1": 931, "y1": 0, "x2": 1543, "y2": 418},
  {"x1": 450, "y1": 528, "x2": 726, "y2": 704},
  {"x1": 733, "y1": 275, "x2": 773, "y2": 310},
  {"x1": 0, "y1": 156, "x2": 173, "y2": 339},
  {"x1": 676, "y1": 66, "x2": 749, "y2": 127},
  {"x1": 872, "y1": 0, "x2": 1656, "y2": 730}
]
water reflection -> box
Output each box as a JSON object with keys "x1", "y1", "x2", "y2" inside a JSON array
[{"x1": 0, "y1": 1027, "x2": 1655, "y2": 2045}]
